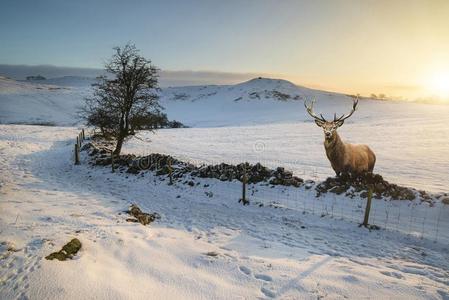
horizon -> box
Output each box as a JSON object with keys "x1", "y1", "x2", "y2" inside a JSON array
[
  {"x1": 0, "y1": 63, "x2": 446, "y2": 103},
  {"x1": 1, "y1": 0, "x2": 449, "y2": 101}
]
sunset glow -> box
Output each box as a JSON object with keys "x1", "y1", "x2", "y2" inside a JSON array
[
  {"x1": 426, "y1": 71, "x2": 449, "y2": 100},
  {"x1": 1, "y1": 1, "x2": 449, "y2": 102}
]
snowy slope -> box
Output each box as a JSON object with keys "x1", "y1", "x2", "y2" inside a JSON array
[
  {"x1": 159, "y1": 77, "x2": 356, "y2": 127},
  {"x1": 0, "y1": 76, "x2": 90, "y2": 126},
  {"x1": 1, "y1": 125, "x2": 448, "y2": 299},
  {"x1": 0, "y1": 76, "x2": 360, "y2": 127},
  {"x1": 2, "y1": 76, "x2": 449, "y2": 192},
  {"x1": 3, "y1": 75, "x2": 448, "y2": 128}
]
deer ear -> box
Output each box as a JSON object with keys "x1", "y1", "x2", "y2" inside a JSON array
[
  {"x1": 336, "y1": 120, "x2": 344, "y2": 127},
  {"x1": 315, "y1": 119, "x2": 324, "y2": 127}
]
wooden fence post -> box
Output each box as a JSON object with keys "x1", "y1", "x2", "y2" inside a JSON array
[
  {"x1": 111, "y1": 150, "x2": 115, "y2": 173},
  {"x1": 239, "y1": 163, "x2": 249, "y2": 205},
  {"x1": 74, "y1": 143, "x2": 80, "y2": 165},
  {"x1": 82, "y1": 129, "x2": 85, "y2": 140},
  {"x1": 168, "y1": 158, "x2": 173, "y2": 185},
  {"x1": 362, "y1": 189, "x2": 373, "y2": 227}
]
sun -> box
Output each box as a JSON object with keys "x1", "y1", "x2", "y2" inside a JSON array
[{"x1": 426, "y1": 71, "x2": 449, "y2": 99}]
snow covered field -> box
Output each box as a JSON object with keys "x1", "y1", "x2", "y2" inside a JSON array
[
  {"x1": 125, "y1": 113, "x2": 449, "y2": 194},
  {"x1": 1, "y1": 76, "x2": 449, "y2": 299},
  {"x1": 2, "y1": 76, "x2": 449, "y2": 192},
  {"x1": 1, "y1": 125, "x2": 448, "y2": 299}
]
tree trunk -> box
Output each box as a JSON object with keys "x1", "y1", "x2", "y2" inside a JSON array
[
  {"x1": 114, "y1": 135, "x2": 124, "y2": 156},
  {"x1": 114, "y1": 112, "x2": 126, "y2": 155}
]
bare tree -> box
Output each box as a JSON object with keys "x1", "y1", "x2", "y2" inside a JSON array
[{"x1": 82, "y1": 43, "x2": 161, "y2": 155}]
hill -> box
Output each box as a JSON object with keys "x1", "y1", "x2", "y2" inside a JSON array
[{"x1": 1, "y1": 76, "x2": 358, "y2": 127}]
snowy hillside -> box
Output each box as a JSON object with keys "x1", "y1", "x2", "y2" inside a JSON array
[
  {"x1": 3, "y1": 75, "x2": 448, "y2": 128},
  {"x1": 0, "y1": 76, "x2": 357, "y2": 127},
  {"x1": 0, "y1": 76, "x2": 90, "y2": 126},
  {"x1": 2, "y1": 75, "x2": 449, "y2": 192}
]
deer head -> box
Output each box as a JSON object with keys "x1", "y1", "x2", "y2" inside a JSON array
[{"x1": 304, "y1": 97, "x2": 358, "y2": 139}]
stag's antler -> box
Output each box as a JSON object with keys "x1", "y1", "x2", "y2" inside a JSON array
[
  {"x1": 304, "y1": 98, "x2": 327, "y2": 123},
  {"x1": 334, "y1": 97, "x2": 359, "y2": 122}
]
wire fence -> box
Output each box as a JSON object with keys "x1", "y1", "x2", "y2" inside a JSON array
[
  {"x1": 175, "y1": 156, "x2": 449, "y2": 245},
  {"x1": 76, "y1": 131, "x2": 449, "y2": 246},
  {"x1": 249, "y1": 181, "x2": 448, "y2": 242}
]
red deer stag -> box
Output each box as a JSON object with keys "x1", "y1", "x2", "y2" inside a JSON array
[{"x1": 304, "y1": 97, "x2": 376, "y2": 176}]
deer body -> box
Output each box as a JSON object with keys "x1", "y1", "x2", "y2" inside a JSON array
[
  {"x1": 324, "y1": 130, "x2": 376, "y2": 175},
  {"x1": 305, "y1": 97, "x2": 376, "y2": 176}
]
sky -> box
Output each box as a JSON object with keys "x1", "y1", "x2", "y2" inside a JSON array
[{"x1": 1, "y1": 0, "x2": 449, "y2": 100}]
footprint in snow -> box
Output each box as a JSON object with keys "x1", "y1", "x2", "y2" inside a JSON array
[
  {"x1": 380, "y1": 271, "x2": 404, "y2": 279},
  {"x1": 239, "y1": 266, "x2": 251, "y2": 276},
  {"x1": 255, "y1": 274, "x2": 273, "y2": 282},
  {"x1": 261, "y1": 287, "x2": 276, "y2": 298}
]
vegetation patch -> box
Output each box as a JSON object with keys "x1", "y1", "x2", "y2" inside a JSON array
[{"x1": 45, "y1": 238, "x2": 82, "y2": 261}]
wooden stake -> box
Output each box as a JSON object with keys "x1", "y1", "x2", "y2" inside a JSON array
[
  {"x1": 111, "y1": 150, "x2": 115, "y2": 173},
  {"x1": 74, "y1": 144, "x2": 80, "y2": 165},
  {"x1": 168, "y1": 158, "x2": 173, "y2": 185},
  {"x1": 363, "y1": 189, "x2": 373, "y2": 227},
  {"x1": 239, "y1": 163, "x2": 249, "y2": 205}
]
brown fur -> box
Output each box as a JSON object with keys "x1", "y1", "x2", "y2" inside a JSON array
[
  {"x1": 323, "y1": 129, "x2": 376, "y2": 175},
  {"x1": 305, "y1": 97, "x2": 376, "y2": 175}
]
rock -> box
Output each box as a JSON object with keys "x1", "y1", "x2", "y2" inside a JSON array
[
  {"x1": 126, "y1": 167, "x2": 140, "y2": 174},
  {"x1": 305, "y1": 180, "x2": 314, "y2": 189},
  {"x1": 156, "y1": 166, "x2": 170, "y2": 176},
  {"x1": 45, "y1": 238, "x2": 82, "y2": 261},
  {"x1": 127, "y1": 204, "x2": 160, "y2": 225},
  {"x1": 441, "y1": 196, "x2": 449, "y2": 205},
  {"x1": 330, "y1": 185, "x2": 347, "y2": 195},
  {"x1": 374, "y1": 183, "x2": 386, "y2": 193},
  {"x1": 315, "y1": 172, "x2": 422, "y2": 202}
]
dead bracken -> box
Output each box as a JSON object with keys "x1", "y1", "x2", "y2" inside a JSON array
[{"x1": 45, "y1": 238, "x2": 82, "y2": 261}]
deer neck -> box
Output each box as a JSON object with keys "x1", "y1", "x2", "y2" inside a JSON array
[{"x1": 324, "y1": 131, "x2": 345, "y2": 159}]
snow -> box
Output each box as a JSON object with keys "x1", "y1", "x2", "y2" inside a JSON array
[
  {"x1": 1, "y1": 125, "x2": 448, "y2": 299},
  {"x1": 1, "y1": 75, "x2": 449, "y2": 299},
  {"x1": 124, "y1": 115, "x2": 449, "y2": 193},
  {"x1": 2, "y1": 75, "x2": 448, "y2": 191},
  {"x1": 0, "y1": 76, "x2": 89, "y2": 126}
]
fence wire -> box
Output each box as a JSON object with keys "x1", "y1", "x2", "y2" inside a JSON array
[{"x1": 199, "y1": 158, "x2": 449, "y2": 246}]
